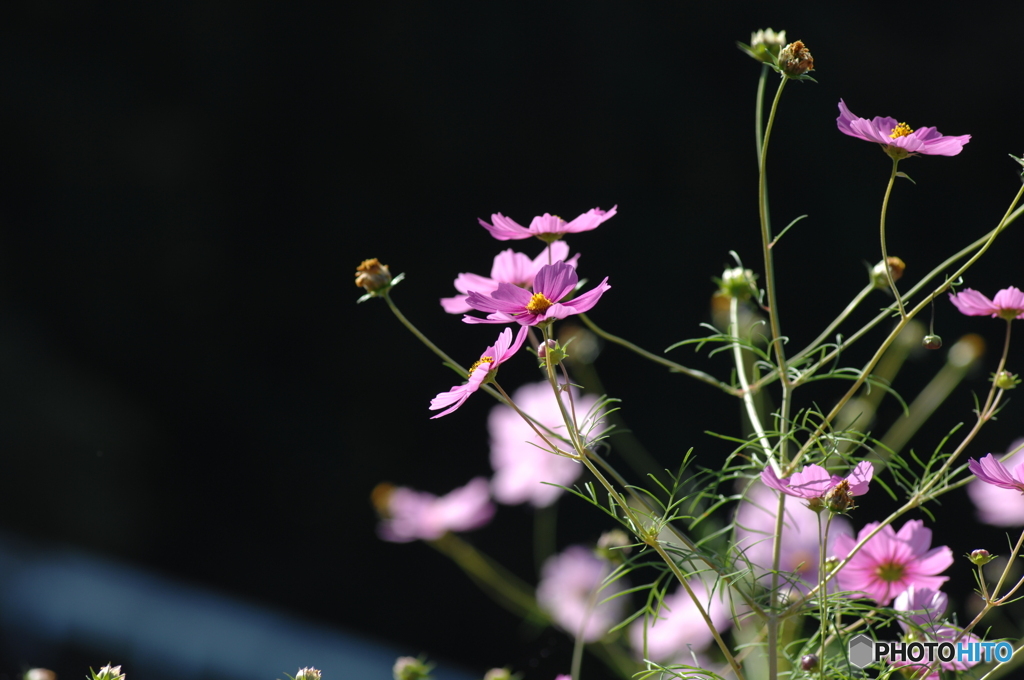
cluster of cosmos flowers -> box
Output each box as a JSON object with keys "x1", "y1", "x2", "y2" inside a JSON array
[{"x1": 361, "y1": 72, "x2": 1024, "y2": 676}]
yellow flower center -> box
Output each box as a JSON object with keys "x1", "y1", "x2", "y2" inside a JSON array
[
  {"x1": 467, "y1": 356, "x2": 494, "y2": 377},
  {"x1": 889, "y1": 122, "x2": 914, "y2": 139},
  {"x1": 876, "y1": 561, "x2": 905, "y2": 582},
  {"x1": 526, "y1": 292, "x2": 554, "y2": 315}
]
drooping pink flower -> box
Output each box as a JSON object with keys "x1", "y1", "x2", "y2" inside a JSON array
[
  {"x1": 949, "y1": 287, "x2": 1024, "y2": 320},
  {"x1": 832, "y1": 520, "x2": 953, "y2": 606},
  {"x1": 479, "y1": 206, "x2": 617, "y2": 242},
  {"x1": 735, "y1": 482, "x2": 851, "y2": 596},
  {"x1": 489, "y1": 381, "x2": 601, "y2": 507},
  {"x1": 536, "y1": 545, "x2": 627, "y2": 643},
  {"x1": 629, "y1": 578, "x2": 732, "y2": 665},
  {"x1": 836, "y1": 100, "x2": 970, "y2": 157},
  {"x1": 968, "y1": 450, "x2": 1024, "y2": 498},
  {"x1": 967, "y1": 440, "x2": 1024, "y2": 526},
  {"x1": 889, "y1": 587, "x2": 980, "y2": 678},
  {"x1": 463, "y1": 261, "x2": 610, "y2": 326},
  {"x1": 376, "y1": 477, "x2": 495, "y2": 543},
  {"x1": 440, "y1": 243, "x2": 580, "y2": 314},
  {"x1": 429, "y1": 326, "x2": 528, "y2": 418},
  {"x1": 761, "y1": 461, "x2": 873, "y2": 506}
]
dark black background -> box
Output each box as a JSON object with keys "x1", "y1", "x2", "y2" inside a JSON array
[{"x1": 4, "y1": 3, "x2": 1024, "y2": 679}]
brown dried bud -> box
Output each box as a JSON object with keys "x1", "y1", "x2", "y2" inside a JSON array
[
  {"x1": 355, "y1": 258, "x2": 393, "y2": 293},
  {"x1": 871, "y1": 257, "x2": 906, "y2": 289},
  {"x1": 779, "y1": 41, "x2": 814, "y2": 77},
  {"x1": 825, "y1": 479, "x2": 855, "y2": 513}
]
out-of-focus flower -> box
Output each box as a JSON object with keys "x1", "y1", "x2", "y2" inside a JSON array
[
  {"x1": 778, "y1": 40, "x2": 814, "y2": 77},
  {"x1": 393, "y1": 656, "x2": 433, "y2": 680},
  {"x1": 536, "y1": 545, "x2": 627, "y2": 643},
  {"x1": 735, "y1": 482, "x2": 851, "y2": 595},
  {"x1": 832, "y1": 520, "x2": 953, "y2": 605},
  {"x1": 889, "y1": 587, "x2": 980, "y2": 678},
  {"x1": 949, "y1": 287, "x2": 1024, "y2": 320},
  {"x1": 374, "y1": 478, "x2": 495, "y2": 543},
  {"x1": 716, "y1": 266, "x2": 758, "y2": 301},
  {"x1": 430, "y1": 326, "x2": 528, "y2": 418},
  {"x1": 24, "y1": 670, "x2": 56, "y2": 680},
  {"x1": 629, "y1": 578, "x2": 731, "y2": 665},
  {"x1": 871, "y1": 257, "x2": 906, "y2": 289},
  {"x1": 294, "y1": 668, "x2": 322, "y2": 680},
  {"x1": 463, "y1": 262, "x2": 610, "y2": 326},
  {"x1": 737, "y1": 28, "x2": 787, "y2": 63},
  {"x1": 479, "y1": 207, "x2": 617, "y2": 242},
  {"x1": 968, "y1": 440, "x2": 1024, "y2": 526},
  {"x1": 836, "y1": 100, "x2": 970, "y2": 159},
  {"x1": 482, "y1": 669, "x2": 516, "y2": 680},
  {"x1": 488, "y1": 381, "x2": 601, "y2": 507},
  {"x1": 440, "y1": 244, "x2": 579, "y2": 314},
  {"x1": 761, "y1": 461, "x2": 873, "y2": 509}
]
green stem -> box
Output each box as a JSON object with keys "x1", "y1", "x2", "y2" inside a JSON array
[
  {"x1": 879, "y1": 158, "x2": 906, "y2": 317},
  {"x1": 384, "y1": 290, "x2": 464, "y2": 373},
  {"x1": 789, "y1": 283, "x2": 874, "y2": 365},
  {"x1": 730, "y1": 296, "x2": 778, "y2": 473}
]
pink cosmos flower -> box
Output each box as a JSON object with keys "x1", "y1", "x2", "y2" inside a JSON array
[
  {"x1": 735, "y1": 482, "x2": 851, "y2": 596},
  {"x1": 949, "y1": 286, "x2": 1024, "y2": 320},
  {"x1": 629, "y1": 578, "x2": 732, "y2": 665},
  {"x1": 536, "y1": 545, "x2": 627, "y2": 643},
  {"x1": 377, "y1": 477, "x2": 495, "y2": 542},
  {"x1": 429, "y1": 326, "x2": 528, "y2": 418},
  {"x1": 832, "y1": 520, "x2": 953, "y2": 606},
  {"x1": 489, "y1": 381, "x2": 601, "y2": 507},
  {"x1": 761, "y1": 461, "x2": 873, "y2": 506},
  {"x1": 967, "y1": 439, "x2": 1024, "y2": 526},
  {"x1": 463, "y1": 261, "x2": 610, "y2": 326},
  {"x1": 440, "y1": 243, "x2": 579, "y2": 314},
  {"x1": 889, "y1": 587, "x2": 980, "y2": 678},
  {"x1": 836, "y1": 100, "x2": 970, "y2": 157},
  {"x1": 479, "y1": 206, "x2": 617, "y2": 241}
]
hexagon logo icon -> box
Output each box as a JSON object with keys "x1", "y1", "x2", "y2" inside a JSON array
[{"x1": 848, "y1": 634, "x2": 875, "y2": 668}]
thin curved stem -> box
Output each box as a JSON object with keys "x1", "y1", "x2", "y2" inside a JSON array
[{"x1": 879, "y1": 158, "x2": 906, "y2": 317}]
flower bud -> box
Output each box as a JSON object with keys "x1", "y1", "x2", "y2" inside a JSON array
[
  {"x1": 778, "y1": 41, "x2": 814, "y2": 77},
  {"x1": 355, "y1": 258, "x2": 393, "y2": 294},
  {"x1": 969, "y1": 549, "x2": 996, "y2": 565},
  {"x1": 90, "y1": 667, "x2": 125, "y2": 680},
  {"x1": 738, "y1": 28, "x2": 787, "y2": 63},
  {"x1": 994, "y1": 370, "x2": 1020, "y2": 390},
  {"x1": 295, "y1": 668, "x2": 322, "y2": 680},
  {"x1": 871, "y1": 257, "x2": 906, "y2": 289},
  {"x1": 716, "y1": 266, "x2": 758, "y2": 301},
  {"x1": 824, "y1": 479, "x2": 855, "y2": 514},
  {"x1": 597, "y1": 529, "x2": 633, "y2": 562},
  {"x1": 24, "y1": 670, "x2": 56, "y2": 680},
  {"x1": 482, "y1": 669, "x2": 515, "y2": 680},
  {"x1": 537, "y1": 339, "x2": 567, "y2": 367},
  {"x1": 393, "y1": 657, "x2": 433, "y2": 680},
  {"x1": 922, "y1": 334, "x2": 943, "y2": 350},
  {"x1": 800, "y1": 654, "x2": 819, "y2": 671}
]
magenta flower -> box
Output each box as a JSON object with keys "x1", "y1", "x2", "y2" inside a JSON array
[
  {"x1": 836, "y1": 100, "x2": 970, "y2": 157},
  {"x1": 949, "y1": 286, "x2": 1024, "y2": 320},
  {"x1": 629, "y1": 578, "x2": 732, "y2": 665},
  {"x1": 735, "y1": 482, "x2": 851, "y2": 595},
  {"x1": 761, "y1": 461, "x2": 873, "y2": 506},
  {"x1": 890, "y1": 587, "x2": 980, "y2": 678},
  {"x1": 832, "y1": 520, "x2": 953, "y2": 605},
  {"x1": 463, "y1": 261, "x2": 610, "y2": 326},
  {"x1": 968, "y1": 440, "x2": 1024, "y2": 526},
  {"x1": 479, "y1": 206, "x2": 617, "y2": 242},
  {"x1": 429, "y1": 326, "x2": 528, "y2": 418},
  {"x1": 969, "y1": 451, "x2": 1024, "y2": 493},
  {"x1": 440, "y1": 242, "x2": 579, "y2": 314},
  {"x1": 489, "y1": 381, "x2": 602, "y2": 507},
  {"x1": 536, "y1": 545, "x2": 627, "y2": 642},
  {"x1": 377, "y1": 477, "x2": 495, "y2": 542}
]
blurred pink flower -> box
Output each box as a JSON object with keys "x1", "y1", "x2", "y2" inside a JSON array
[
  {"x1": 463, "y1": 261, "x2": 610, "y2": 326},
  {"x1": 949, "y1": 287, "x2": 1024, "y2": 321},
  {"x1": 890, "y1": 586, "x2": 980, "y2": 678},
  {"x1": 440, "y1": 243, "x2": 579, "y2": 314},
  {"x1": 429, "y1": 326, "x2": 528, "y2": 418},
  {"x1": 489, "y1": 381, "x2": 601, "y2": 507},
  {"x1": 377, "y1": 477, "x2": 495, "y2": 543},
  {"x1": 735, "y1": 483, "x2": 851, "y2": 595},
  {"x1": 629, "y1": 578, "x2": 731, "y2": 665},
  {"x1": 479, "y1": 206, "x2": 617, "y2": 241},
  {"x1": 761, "y1": 461, "x2": 873, "y2": 500},
  {"x1": 969, "y1": 452, "x2": 1024, "y2": 492},
  {"x1": 536, "y1": 545, "x2": 627, "y2": 643},
  {"x1": 967, "y1": 440, "x2": 1024, "y2": 526},
  {"x1": 832, "y1": 520, "x2": 952, "y2": 605},
  {"x1": 836, "y1": 100, "x2": 970, "y2": 157}
]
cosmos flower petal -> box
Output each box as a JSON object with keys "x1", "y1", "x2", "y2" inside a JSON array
[
  {"x1": 836, "y1": 100, "x2": 969, "y2": 157},
  {"x1": 969, "y1": 453, "x2": 1023, "y2": 491},
  {"x1": 845, "y1": 461, "x2": 874, "y2": 496},
  {"x1": 479, "y1": 213, "x2": 533, "y2": 240},
  {"x1": 949, "y1": 288, "x2": 997, "y2": 316}
]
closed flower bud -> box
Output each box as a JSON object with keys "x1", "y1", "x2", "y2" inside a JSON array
[
  {"x1": 994, "y1": 370, "x2": 1020, "y2": 390},
  {"x1": 716, "y1": 266, "x2": 758, "y2": 301},
  {"x1": 24, "y1": 670, "x2": 56, "y2": 680},
  {"x1": 482, "y1": 669, "x2": 515, "y2": 680},
  {"x1": 800, "y1": 654, "x2": 819, "y2": 671},
  {"x1": 537, "y1": 339, "x2": 567, "y2": 366},
  {"x1": 90, "y1": 667, "x2": 125, "y2": 680},
  {"x1": 355, "y1": 258, "x2": 393, "y2": 293},
  {"x1": 778, "y1": 41, "x2": 814, "y2": 77},
  {"x1": 597, "y1": 529, "x2": 633, "y2": 562},
  {"x1": 393, "y1": 657, "x2": 433, "y2": 680},
  {"x1": 969, "y1": 549, "x2": 995, "y2": 565},
  {"x1": 825, "y1": 480, "x2": 855, "y2": 513},
  {"x1": 295, "y1": 668, "x2": 322, "y2": 680},
  {"x1": 922, "y1": 334, "x2": 943, "y2": 350},
  {"x1": 738, "y1": 28, "x2": 787, "y2": 63},
  {"x1": 871, "y1": 257, "x2": 906, "y2": 289}
]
